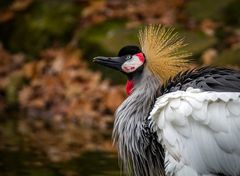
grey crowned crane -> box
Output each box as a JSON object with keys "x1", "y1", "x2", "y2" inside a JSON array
[{"x1": 93, "y1": 25, "x2": 240, "y2": 176}]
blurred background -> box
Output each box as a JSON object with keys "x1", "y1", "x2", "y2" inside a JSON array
[{"x1": 0, "y1": 0, "x2": 240, "y2": 175}]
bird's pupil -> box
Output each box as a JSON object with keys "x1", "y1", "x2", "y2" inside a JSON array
[{"x1": 126, "y1": 56, "x2": 131, "y2": 60}]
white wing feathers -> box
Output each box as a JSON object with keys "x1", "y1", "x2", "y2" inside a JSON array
[{"x1": 149, "y1": 88, "x2": 240, "y2": 176}]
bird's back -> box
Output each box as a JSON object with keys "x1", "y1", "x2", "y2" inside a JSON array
[{"x1": 162, "y1": 67, "x2": 240, "y2": 94}]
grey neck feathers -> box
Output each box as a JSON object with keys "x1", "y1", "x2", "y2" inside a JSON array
[{"x1": 113, "y1": 68, "x2": 164, "y2": 176}]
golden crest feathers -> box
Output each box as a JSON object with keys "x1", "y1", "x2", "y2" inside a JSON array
[{"x1": 138, "y1": 25, "x2": 191, "y2": 82}]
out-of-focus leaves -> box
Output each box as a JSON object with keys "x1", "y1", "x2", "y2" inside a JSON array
[
  {"x1": 0, "y1": 46, "x2": 126, "y2": 162},
  {"x1": 214, "y1": 48, "x2": 240, "y2": 66},
  {"x1": 185, "y1": 0, "x2": 235, "y2": 21},
  {"x1": 18, "y1": 48, "x2": 126, "y2": 128},
  {"x1": 0, "y1": 0, "x2": 33, "y2": 23},
  {"x1": 180, "y1": 30, "x2": 217, "y2": 56},
  {"x1": 0, "y1": 45, "x2": 26, "y2": 105},
  {"x1": 202, "y1": 48, "x2": 218, "y2": 65},
  {"x1": 1, "y1": 0, "x2": 80, "y2": 56},
  {"x1": 200, "y1": 19, "x2": 218, "y2": 36},
  {"x1": 77, "y1": 19, "x2": 138, "y2": 66},
  {"x1": 6, "y1": 72, "x2": 25, "y2": 105},
  {"x1": 10, "y1": 0, "x2": 33, "y2": 11},
  {"x1": 80, "y1": 0, "x2": 184, "y2": 27},
  {"x1": 224, "y1": 0, "x2": 240, "y2": 26}
]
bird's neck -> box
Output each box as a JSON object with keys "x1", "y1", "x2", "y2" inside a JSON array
[
  {"x1": 125, "y1": 68, "x2": 143, "y2": 95},
  {"x1": 113, "y1": 68, "x2": 163, "y2": 175}
]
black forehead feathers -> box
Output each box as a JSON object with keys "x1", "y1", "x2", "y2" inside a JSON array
[{"x1": 118, "y1": 45, "x2": 141, "y2": 57}]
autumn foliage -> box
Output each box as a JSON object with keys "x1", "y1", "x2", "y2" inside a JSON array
[{"x1": 20, "y1": 48, "x2": 125, "y2": 124}]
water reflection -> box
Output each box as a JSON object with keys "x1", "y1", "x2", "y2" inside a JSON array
[
  {"x1": 0, "y1": 115, "x2": 122, "y2": 176},
  {"x1": 0, "y1": 150, "x2": 121, "y2": 176}
]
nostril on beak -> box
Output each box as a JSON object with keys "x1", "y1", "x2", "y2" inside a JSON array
[{"x1": 92, "y1": 57, "x2": 97, "y2": 62}]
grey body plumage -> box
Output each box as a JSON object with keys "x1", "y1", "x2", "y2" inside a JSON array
[{"x1": 114, "y1": 68, "x2": 164, "y2": 176}]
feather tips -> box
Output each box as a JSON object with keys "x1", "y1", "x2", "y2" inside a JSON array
[{"x1": 138, "y1": 25, "x2": 191, "y2": 82}]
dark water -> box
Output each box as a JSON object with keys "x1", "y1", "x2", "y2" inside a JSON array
[
  {"x1": 0, "y1": 115, "x2": 122, "y2": 176},
  {"x1": 0, "y1": 150, "x2": 121, "y2": 176}
]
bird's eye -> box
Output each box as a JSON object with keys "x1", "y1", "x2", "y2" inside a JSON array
[{"x1": 126, "y1": 55, "x2": 132, "y2": 60}]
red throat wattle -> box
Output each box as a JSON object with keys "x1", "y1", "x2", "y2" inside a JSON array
[{"x1": 126, "y1": 80, "x2": 134, "y2": 95}]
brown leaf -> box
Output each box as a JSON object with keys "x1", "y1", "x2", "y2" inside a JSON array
[
  {"x1": 105, "y1": 86, "x2": 125, "y2": 112},
  {"x1": 22, "y1": 62, "x2": 37, "y2": 79},
  {"x1": 0, "y1": 10, "x2": 14, "y2": 23},
  {"x1": 202, "y1": 48, "x2": 218, "y2": 65},
  {"x1": 28, "y1": 98, "x2": 46, "y2": 108},
  {"x1": 10, "y1": 0, "x2": 33, "y2": 11}
]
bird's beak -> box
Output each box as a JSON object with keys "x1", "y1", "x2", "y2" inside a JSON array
[{"x1": 93, "y1": 56, "x2": 123, "y2": 71}]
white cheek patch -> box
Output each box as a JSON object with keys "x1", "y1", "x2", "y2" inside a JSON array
[{"x1": 121, "y1": 55, "x2": 143, "y2": 73}]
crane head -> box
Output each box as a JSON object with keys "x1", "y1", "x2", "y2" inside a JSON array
[
  {"x1": 93, "y1": 25, "x2": 192, "y2": 95},
  {"x1": 93, "y1": 45, "x2": 146, "y2": 76}
]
